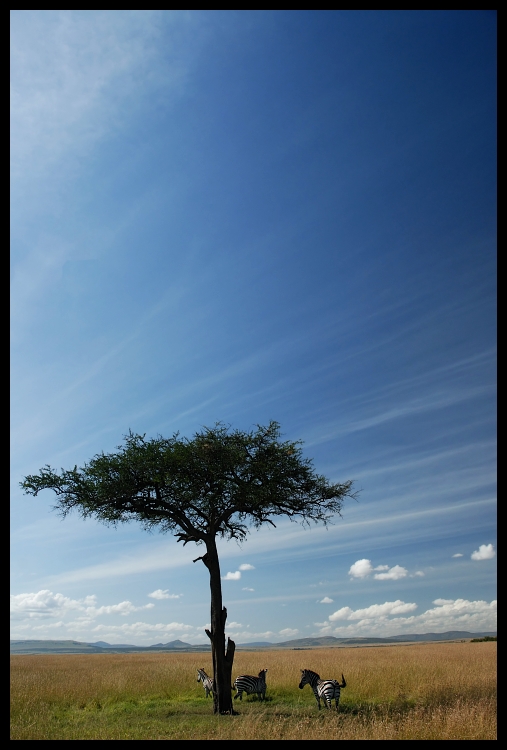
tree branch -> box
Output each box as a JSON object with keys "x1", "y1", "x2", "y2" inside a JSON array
[{"x1": 193, "y1": 554, "x2": 208, "y2": 564}]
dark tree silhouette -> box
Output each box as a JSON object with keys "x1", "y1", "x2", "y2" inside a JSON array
[{"x1": 21, "y1": 421, "x2": 357, "y2": 714}]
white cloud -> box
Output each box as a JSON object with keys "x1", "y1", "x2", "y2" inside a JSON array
[
  {"x1": 452, "y1": 553, "x2": 464, "y2": 558},
  {"x1": 242, "y1": 587, "x2": 255, "y2": 592},
  {"x1": 374, "y1": 565, "x2": 408, "y2": 581},
  {"x1": 471, "y1": 544, "x2": 495, "y2": 561},
  {"x1": 349, "y1": 559, "x2": 409, "y2": 580},
  {"x1": 91, "y1": 602, "x2": 154, "y2": 617},
  {"x1": 239, "y1": 564, "x2": 255, "y2": 570},
  {"x1": 315, "y1": 598, "x2": 496, "y2": 638},
  {"x1": 279, "y1": 628, "x2": 299, "y2": 638},
  {"x1": 225, "y1": 628, "x2": 278, "y2": 642},
  {"x1": 10, "y1": 589, "x2": 153, "y2": 620},
  {"x1": 329, "y1": 600, "x2": 417, "y2": 622},
  {"x1": 326, "y1": 606, "x2": 354, "y2": 621},
  {"x1": 425, "y1": 598, "x2": 497, "y2": 619},
  {"x1": 222, "y1": 571, "x2": 241, "y2": 580},
  {"x1": 348, "y1": 559, "x2": 373, "y2": 578},
  {"x1": 10, "y1": 590, "x2": 96, "y2": 619},
  {"x1": 413, "y1": 571, "x2": 425, "y2": 577},
  {"x1": 319, "y1": 597, "x2": 334, "y2": 604},
  {"x1": 147, "y1": 589, "x2": 181, "y2": 600}
]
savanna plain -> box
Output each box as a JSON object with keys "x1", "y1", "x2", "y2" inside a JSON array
[{"x1": 10, "y1": 641, "x2": 496, "y2": 740}]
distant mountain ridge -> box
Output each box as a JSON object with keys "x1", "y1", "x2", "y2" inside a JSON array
[{"x1": 10, "y1": 631, "x2": 496, "y2": 654}]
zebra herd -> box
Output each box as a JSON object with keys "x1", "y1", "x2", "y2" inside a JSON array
[{"x1": 196, "y1": 667, "x2": 346, "y2": 710}]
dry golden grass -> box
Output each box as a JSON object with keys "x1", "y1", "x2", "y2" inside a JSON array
[{"x1": 10, "y1": 641, "x2": 496, "y2": 739}]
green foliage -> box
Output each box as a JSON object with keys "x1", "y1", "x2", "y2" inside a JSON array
[
  {"x1": 20, "y1": 421, "x2": 357, "y2": 545},
  {"x1": 470, "y1": 636, "x2": 497, "y2": 642}
]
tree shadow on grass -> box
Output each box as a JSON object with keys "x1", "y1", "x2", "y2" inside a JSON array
[{"x1": 234, "y1": 695, "x2": 274, "y2": 704}]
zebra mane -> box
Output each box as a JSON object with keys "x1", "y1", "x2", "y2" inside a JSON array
[{"x1": 302, "y1": 669, "x2": 320, "y2": 680}]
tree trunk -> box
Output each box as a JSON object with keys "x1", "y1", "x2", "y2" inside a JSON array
[{"x1": 202, "y1": 537, "x2": 236, "y2": 714}]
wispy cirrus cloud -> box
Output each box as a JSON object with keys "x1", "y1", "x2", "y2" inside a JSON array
[
  {"x1": 10, "y1": 11, "x2": 181, "y2": 188},
  {"x1": 304, "y1": 348, "x2": 496, "y2": 449},
  {"x1": 43, "y1": 541, "x2": 197, "y2": 586},
  {"x1": 29, "y1": 496, "x2": 495, "y2": 591}
]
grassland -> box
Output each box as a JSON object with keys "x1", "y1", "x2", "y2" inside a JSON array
[{"x1": 10, "y1": 641, "x2": 496, "y2": 739}]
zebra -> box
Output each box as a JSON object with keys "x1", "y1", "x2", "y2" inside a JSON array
[
  {"x1": 196, "y1": 668, "x2": 214, "y2": 698},
  {"x1": 299, "y1": 669, "x2": 346, "y2": 710},
  {"x1": 233, "y1": 669, "x2": 268, "y2": 701}
]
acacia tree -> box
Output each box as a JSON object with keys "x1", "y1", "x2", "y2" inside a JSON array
[{"x1": 21, "y1": 421, "x2": 356, "y2": 714}]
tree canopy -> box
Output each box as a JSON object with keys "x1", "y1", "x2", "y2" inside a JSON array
[
  {"x1": 21, "y1": 420, "x2": 357, "y2": 713},
  {"x1": 21, "y1": 421, "x2": 355, "y2": 541}
]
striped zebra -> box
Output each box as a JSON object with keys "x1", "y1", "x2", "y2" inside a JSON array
[
  {"x1": 233, "y1": 669, "x2": 268, "y2": 701},
  {"x1": 299, "y1": 669, "x2": 346, "y2": 710},
  {"x1": 196, "y1": 668, "x2": 214, "y2": 698}
]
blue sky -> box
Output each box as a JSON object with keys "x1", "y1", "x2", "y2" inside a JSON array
[{"x1": 11, "y1": 11, "x2": 496, "y2": 646}]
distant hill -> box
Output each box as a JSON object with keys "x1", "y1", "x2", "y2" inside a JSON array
[
  {"x1": 10, "y1": 640, "x2": 107, "y2": 654},
  {"x1": 10, "y1": 631, "x2": 496, "y2": 654},
  {"x1": 9, "y1": 638, "x2": 209, "y2": 654},
  {"x1": 269, "y1": 632, "x2": 497, "y2": 649}
]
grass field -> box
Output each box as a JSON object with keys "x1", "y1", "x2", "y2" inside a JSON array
[{"x1": 10, "y1": 641, "x2": 497, "y2": 739}]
